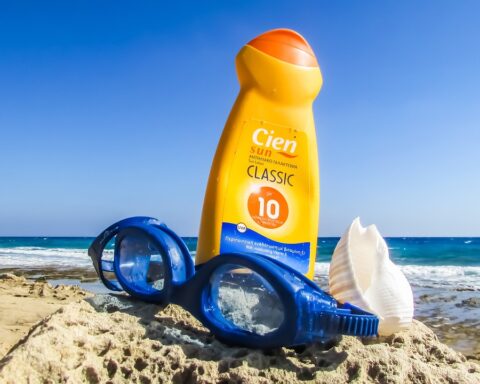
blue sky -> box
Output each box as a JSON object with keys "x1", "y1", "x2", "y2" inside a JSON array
[{"x1": 0, "y1": 1, "x2": 479, "y2": 236}]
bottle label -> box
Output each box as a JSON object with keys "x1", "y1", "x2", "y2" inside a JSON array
[
  {"x1": 220, "y1": 222, "x2": 310, "y2": 273},
  {"x1": 219, "y1": 119, "x2": 311, "y2": 273}
]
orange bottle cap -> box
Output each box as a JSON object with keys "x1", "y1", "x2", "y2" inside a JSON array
[{"x1": 247, "y1": 29, "x2": 318, "y2": 67}]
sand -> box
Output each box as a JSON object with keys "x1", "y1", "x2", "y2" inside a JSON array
[
  {"x1": 0, "y1": 276, "x2": 479, "y2": 383},
  {"x1": 0, "y1": 273, "x2": 91, "y2": 358}
]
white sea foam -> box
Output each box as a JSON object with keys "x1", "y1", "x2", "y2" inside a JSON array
[
  {"x1": 314, "y1": 262, "x2": 480, "y2": 290},
  {"x1": 314, "y1": 262, "x2": 330, "y2": 276},
  {"x1": 399, "y1": 264, "x2": 480, "y2": 289},
  {"x1": 0, "y1": 247, "x2": 92, "y2": 268}
]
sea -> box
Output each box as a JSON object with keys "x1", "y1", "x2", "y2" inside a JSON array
[
  {"x1": 0, "y1": 236, "x2": 479, "y2": 290},
  {"x1": 1, "y1": 236, "x2": 479, "y2": 358}
]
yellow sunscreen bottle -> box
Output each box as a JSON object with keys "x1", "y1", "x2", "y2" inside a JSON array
[{"x1": 196, "y1": 29, "x2": 323, "y2": 279}]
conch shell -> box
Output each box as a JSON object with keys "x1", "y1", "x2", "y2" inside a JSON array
[{"x1": 329, "y1": 218, "x2": 414, "y2": 336}]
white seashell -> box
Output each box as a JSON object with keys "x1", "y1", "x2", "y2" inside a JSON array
[{"x1": 329, "y1": 217, "x2": 414, "y2": 336}]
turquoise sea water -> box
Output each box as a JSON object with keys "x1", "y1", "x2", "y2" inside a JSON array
[{"x1": 0, "y1": 236, "x2": 479, "y2": 289}]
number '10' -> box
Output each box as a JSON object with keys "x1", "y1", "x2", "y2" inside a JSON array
[{"x1": 257, "y1": 197, "x2": 280, "y2": 219}]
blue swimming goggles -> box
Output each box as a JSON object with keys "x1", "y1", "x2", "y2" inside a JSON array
[{"x1": 88, "y1": 217, "x2": 379, "y2": 349}]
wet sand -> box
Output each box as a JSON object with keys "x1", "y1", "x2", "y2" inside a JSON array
[
  {"x1": 0, "y1": 267, "x2": 98, "y2": 282},
  {"x1": 415, "y1": 288, "x2": 480, "y2": 362}
]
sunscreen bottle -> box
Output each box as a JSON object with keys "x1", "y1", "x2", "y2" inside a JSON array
[{"x1": 196, "y1": 29, "x2": 323, "y2": 279}]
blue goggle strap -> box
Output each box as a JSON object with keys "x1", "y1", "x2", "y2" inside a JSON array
[
  {"x1": 298, "y1": 294, "x2": 379, "y2": 342},
  {"x1": 334, "y1": 302, "x2": 379, "y2": 337}
]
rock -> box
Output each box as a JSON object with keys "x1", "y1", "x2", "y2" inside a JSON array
[
  {"x1": 455, "y1": 297, "x2": 480, "y2": 309},
  {"x1": 0, "y1": 297, "x2": 479, "y2": 383}
]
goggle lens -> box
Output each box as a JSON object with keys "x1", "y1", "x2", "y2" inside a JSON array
[
  {"x1": 117, "y1": 233, "x2": 166, "y2": 293},
  {"x1": 210, "y1": 264, "x2": 285, "y2": 336},
  {"x1": 101, "y1": 236, "x2": 122, "y2": 290}
]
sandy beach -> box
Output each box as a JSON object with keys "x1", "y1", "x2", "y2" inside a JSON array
[
  {"x1": 0, "y1": 273, "x2": 91, "y2": 358},
  {"x1": 0, "y1": 273, "x2": 479, "y2": 383}
]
